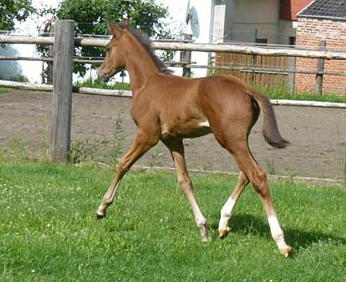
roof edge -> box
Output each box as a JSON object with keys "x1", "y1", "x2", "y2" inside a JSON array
[
  {"x1": 297, "y1": 0, "x2": 316, "y2": 17},
  {"x1": 297, "y1": 14, "x2": 346, "y2": 22}
]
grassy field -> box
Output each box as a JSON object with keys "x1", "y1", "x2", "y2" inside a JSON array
[
  {"x1": 74, "y1": 78, "x2": 131, "y2": 91},
  {"x1": 260, "y1": 87, "x2": 346, "y2": 103},
  {"x1": 0, "y1": 161, "x2": 345, "y2": 281}
]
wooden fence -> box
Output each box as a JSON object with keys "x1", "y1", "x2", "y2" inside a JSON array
[
  {"x1": 0, "y1": 20, "x2": 346, "y2": 181},
  {"x1": 213, "y1": 53, "x2": 291, "y2": 90}
]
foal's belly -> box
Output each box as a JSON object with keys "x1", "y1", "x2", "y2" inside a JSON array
[{"x1": 161, "y1": 120, "x2": 212, "y2": 139}]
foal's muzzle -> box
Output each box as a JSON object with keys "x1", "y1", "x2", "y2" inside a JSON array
[
  {"x1": 97, "y1": 67, "x2": 124, "y2": 82},
  {"x1": 97, "y1": 70, "x2": 111, "y2": 82}
]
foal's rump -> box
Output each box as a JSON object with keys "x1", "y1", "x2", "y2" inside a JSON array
[{"x1": 197, "y1": 75, "x2": 289, "y2": 149}]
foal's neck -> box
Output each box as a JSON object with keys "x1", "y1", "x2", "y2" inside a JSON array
[{"x1": 124, "y1": 35, "x2": 161, "y2": 94}]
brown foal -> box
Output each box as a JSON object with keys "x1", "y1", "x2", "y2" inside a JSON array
[{"x1": 97, "y1": 22, "x2": 292, "y2": 257}]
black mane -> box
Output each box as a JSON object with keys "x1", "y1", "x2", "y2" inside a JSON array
[{"x1": 125, "y1": 26, "x2": 172, "y2": 74}]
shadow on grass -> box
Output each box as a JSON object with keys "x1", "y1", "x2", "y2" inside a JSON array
[{"x1": 211, "y1": 213, "x2": 346, "y2": 253}]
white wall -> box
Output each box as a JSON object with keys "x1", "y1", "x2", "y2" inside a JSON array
[
  {"x1": 279, "y1": 20, "x2": 298, "y2": 45},
  {"x1": 189, "y1": 0, "x2": 213, "y2": 77},
  {"x1": 214, "y1": 0, "x2": 281, "y2": 44},
  {"x1": 228, "y1": 0, "x2": 280, "y2": 43},
  {"x1": 156, "y1": 0, "x2": 213, "y2": 77}
]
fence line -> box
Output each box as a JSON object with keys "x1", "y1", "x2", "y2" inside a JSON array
[
  {"x1": 0, "y1": 56, "x2": 194, "y2": 67},
  {"x1": 2, "y1": 35, "x2": 346, "y2": 91},
  {"x1": 2, "y1": 34, "x2": 346, "y2": 60},
  {"x1": 2, "y1": 33, "x2": 346, "y2": 87},
  {"x1": 2, "y1": 56, "x2": 346, "y2": 77},
  {"x1": 185, "y1": 64, "x2": 346, "y2": 77}
]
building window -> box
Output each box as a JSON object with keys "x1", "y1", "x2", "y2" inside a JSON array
[
  {"x1": 255, "y1": 38, "x2": 268, "y2": 45},
  {"x1": 289, "y1": 36, "x2": 296, "y2": 46}
]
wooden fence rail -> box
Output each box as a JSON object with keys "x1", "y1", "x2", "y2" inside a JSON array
[{"x1": 2, "y1": 34, "x2": 346, "y2": 59}]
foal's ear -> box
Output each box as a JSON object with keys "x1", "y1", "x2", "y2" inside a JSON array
[
  {"x1": 119, "y1": 20, "x2": 129, "y2": 29},
  {"x1": 108, "y1": 20, "x2": 121, "y2": 37}
]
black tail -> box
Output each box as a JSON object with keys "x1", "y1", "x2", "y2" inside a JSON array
[{"x1": 247, "y1": 90, "x2": 289, "y2": 149}]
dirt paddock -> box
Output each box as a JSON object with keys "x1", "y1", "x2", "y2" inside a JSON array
[{"x1": 0, "y1": 89, "x2": 345, "y2": 180}]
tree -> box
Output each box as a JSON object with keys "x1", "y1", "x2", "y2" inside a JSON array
[
  {"x1": 56, "y1": 0, "x2": 169, "y2": 38},
  {"x1": 41, "y1": 0, "x2": 170, "y2": 77},
  {"x1": 0, "y1": 0, "x2": 35, "y2": 30}
]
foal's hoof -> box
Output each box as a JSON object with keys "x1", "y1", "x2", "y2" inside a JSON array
[
  {"x1": 198, "y1": 224, "x2": 210, "y2": 242},
  {"x1": 96, "y1": 211, "x2": 106, "y2": 219},
  {"x1": 219, "y1": 227, "x2": 231, "y2": 239},
  {"x1": 279, "y1": 245, "x2": 292, "y2": 258}
]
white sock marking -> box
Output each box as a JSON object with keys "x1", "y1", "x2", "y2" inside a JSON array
[
  {"x1": 268, "y1": 215, "x2": 287, "y2": 249},
  {"x1": 219, "y1": 197, "x2": 236, "y2": 231}
]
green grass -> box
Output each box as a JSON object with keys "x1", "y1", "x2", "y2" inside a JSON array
[
  {"x1": 0, "y1": 161, "x2": 346, "y2": 281},
  {"x1": 0, "y1": 87, "x2": 9, "y2": 93},
  {"x1": 74, "y1": 78, "x2": 131, "y2": 91},
  {"x1": 257, "y1": 85, "x2": 346, "y2": 103}
]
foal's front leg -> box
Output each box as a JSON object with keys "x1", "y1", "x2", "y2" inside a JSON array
[
  {"x1": 96, "y1": 130, "x2": 158, "y2": 218},
  {"x1": 163, "y1": 139, "x2": 210, "y2": 242}
]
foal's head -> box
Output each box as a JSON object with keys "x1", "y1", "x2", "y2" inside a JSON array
[
  {"x1": 98, "y1": 21, "x2": 127, "y2": 82},
  {"x1": 98, "y1": 21, "x2": 171, "y2": 82}
]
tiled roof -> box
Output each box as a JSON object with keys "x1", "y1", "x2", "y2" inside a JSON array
[{"x1": 298, "y1": 0, "x2": 346, "y2": 20}]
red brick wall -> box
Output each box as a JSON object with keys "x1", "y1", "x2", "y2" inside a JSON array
[
  {"x1": 295, "y1": 17, "x2": 346, "y2": 96},
  {"x1": 280, "y1": 0, "x2": 312, "y2": 21}
]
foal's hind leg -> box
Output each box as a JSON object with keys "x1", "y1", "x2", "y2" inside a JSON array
[
  {"x1": 234, "y1": 143, "x2": 291, "y2": 257},
  {"x1": 163, "y1": 139, "x2": 210, "y2": 242},
  {"x1": 216, "y1": 136, "x2": 291, "y2": 257},
  {"x1": 96, "y1": 130, "x2": 158, "y2": 218},
  {"x1": 218, "y1": 171, "x2": 249, "y2": 238}
]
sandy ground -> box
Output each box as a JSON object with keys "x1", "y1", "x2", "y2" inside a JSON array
[{"x1": 0, "y1": 89, "x2": 345, "y2": 180}]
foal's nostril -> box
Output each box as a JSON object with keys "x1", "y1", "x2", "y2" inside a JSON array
[{"x1": 97, "y1": 70, "x2": 106, "y2": 82}]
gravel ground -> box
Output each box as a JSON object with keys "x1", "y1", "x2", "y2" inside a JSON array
[{"x1": 1, "y1": 89, "x2": 345, "y2": 180}]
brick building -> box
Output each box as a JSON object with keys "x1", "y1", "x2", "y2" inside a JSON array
[{"x1": 295, "y1": 0, "x2": 346, "y2": 95}]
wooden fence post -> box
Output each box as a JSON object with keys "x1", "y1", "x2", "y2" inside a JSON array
[
  {"x1": 50, "y1": 20, "x2": 74, "y2": 162},
  {"x1": 251, "y1": 29, "x2": 258, "y2": 84},
  {"x1": 315, "y1": 40, "x2": 326, "y2": 95},
  {"x1": 287, "y1": 57, "x2": 296, "y2": 94},
  {"x1": 180, "y1": 34, "x2": 192, "y2": 77}
]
